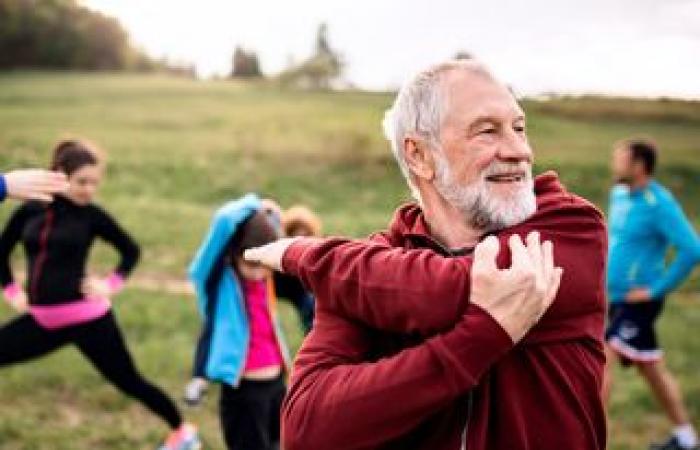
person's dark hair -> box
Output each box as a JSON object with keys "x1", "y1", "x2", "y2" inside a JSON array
[
  {"x1": 50, "y1": 139, "x2": 100, "y2": 175},
  {"x1": 627, "y1": 140, "x2": 657, "y2": 175},
  {"x1": 227, "y1": 210, "x2": 281, "y2": 263}
]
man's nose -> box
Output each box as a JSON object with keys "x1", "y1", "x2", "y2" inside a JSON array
[{"x1": 497, "y1": 132, "x2": 532, "y2": 163}]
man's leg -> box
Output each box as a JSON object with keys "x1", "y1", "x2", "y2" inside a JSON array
[{"x1": 637, "y1": 360, "x2": 697, "y2": 447}]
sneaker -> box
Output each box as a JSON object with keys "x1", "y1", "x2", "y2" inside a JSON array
[
  {"x1": 650, "y1": 436, "x2": 700, "y2": 450},
  {"x1": 158, "y1": 423, "x2": 202, "y2": 450},
  {"x1": 183, "y1": 378, "x2": 208, "y2": 406}
]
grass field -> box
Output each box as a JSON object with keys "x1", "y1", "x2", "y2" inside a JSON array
[{"x1": 0, "y1": 71, "x2": 699, "y2": 449}]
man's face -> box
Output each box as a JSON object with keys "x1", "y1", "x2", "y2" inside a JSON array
[
  {"x1": 611, "y1": 147, "x2": 633, "y2": 184},
  {"x1": 432, "y1": 71, "x2": 536, "y2": 231}
]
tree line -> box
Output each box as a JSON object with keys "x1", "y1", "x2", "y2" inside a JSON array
[{"x1": 0, "y1": 0, "x2": 192, "y2": 74}]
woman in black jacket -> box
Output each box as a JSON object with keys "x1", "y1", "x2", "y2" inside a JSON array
[{"x1": 0, "y1": 139, "x2": 201, "y2": 450}]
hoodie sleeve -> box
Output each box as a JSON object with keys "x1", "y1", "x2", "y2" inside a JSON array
[
  {"x1": 0, "y1": 174, "x2": 7, "y2": 202},
  {"x1": 283, "y1": 238, "x2": 472, "y2": 335},
  {"x1": 282, "y1": 304, "x2": 513, "y2": 450},
  {"x1": 92, "y1": 205, "x2": 141, "y2": 278},
  {"x1": 188, "y1": 194, "x2": 261, "y2": 304},
  {"x1": 282, "y1": 199, "x2": 606, "y2": 338}
]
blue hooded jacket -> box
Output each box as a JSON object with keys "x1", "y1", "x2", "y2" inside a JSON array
[{"x1": 188, "y1": 194, "x2": 290, "y2": 386}]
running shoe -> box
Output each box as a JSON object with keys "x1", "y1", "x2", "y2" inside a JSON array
[
  {"x1": 158, "y1": 423, "x2": 202, "y2": 450},
  {"x1": 183, "y1": 377, "x2": 208, "y2": 406},
  {"x1": 650, "y1": 436, "x2": 700, "y2": 450}
]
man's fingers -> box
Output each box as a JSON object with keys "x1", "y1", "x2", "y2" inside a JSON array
[
  {"x1": 545, "y1": 267, "x2": 564, "y2": 306},
  {"x1": 508, "y1": 234, "x2": 530, "y2": 269},
  {"x1": 542, "y1": 240, "x2": 554, "y2": 282},
  {"x1": 525, "y1": 231, "x2": 543, "y2": 276},
  {"x1": 243, "y1": 247, "x2": 267, "y2": 264},
  {"x1": 243, "y1": 239, "x2": 292, "y2": 272},
  {"x1": 473, "y1": 235, "x2": 500, "y2": 274},
  {"x1": 27, "y1": 193, "x2": 54, "y2": 202}
]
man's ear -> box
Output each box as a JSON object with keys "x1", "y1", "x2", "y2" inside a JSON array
[{"x1": 403, "y1": 135, "x2": 436, "y2": 182}]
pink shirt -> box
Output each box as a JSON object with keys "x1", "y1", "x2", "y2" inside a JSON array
[{"x1": 242, "y1": 279, "x2": 282, "y2": 371}]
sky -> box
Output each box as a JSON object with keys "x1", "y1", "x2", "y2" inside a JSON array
[{"x1": 83, "y1": 0, "x2": 700, "y2": 98}]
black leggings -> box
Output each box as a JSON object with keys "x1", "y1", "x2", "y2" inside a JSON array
[
  {"x1": 0, "y1": 311, "x2": 182, "y2": 429},
  {"x1": 220, "y1": 376, "x2": 285, "y2": 450}
]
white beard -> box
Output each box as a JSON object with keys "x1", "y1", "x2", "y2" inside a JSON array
[{"x1": 433, "y1": 155, "x2": 536, "y2": 232}]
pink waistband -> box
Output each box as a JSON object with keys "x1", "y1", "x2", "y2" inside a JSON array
[{"x1": 29, "y1": 298, "x2": 111, "y2": 330}]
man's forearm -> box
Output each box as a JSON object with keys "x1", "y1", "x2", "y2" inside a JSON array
[{"x1": 283, "y1": 237, "x2": 472, "y2": 335}]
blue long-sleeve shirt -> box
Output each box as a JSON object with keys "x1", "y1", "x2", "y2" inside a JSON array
[
  {"x1": 0, "y1": 174, "x2": 6, "y2": 202},
  {"x1": 607, "y1": 180, "x2": 700, "y2": 303}
]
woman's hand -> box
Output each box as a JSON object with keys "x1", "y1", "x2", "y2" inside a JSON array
[
  {"x1": 81, "y1": 276, "x2": 112, "y2": 300},
  {"x1": 3, "y1": 283, "x2": 28, "y2": 313},
  {"x1": 625, "y1": 287, "x2": 651, "y2": 303},
  {"x1": 7, "y1": 289, "x2": 29, "y2": 313}
]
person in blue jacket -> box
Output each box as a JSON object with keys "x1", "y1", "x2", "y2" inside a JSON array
[
  {"x1": 604, "y1": 139, "x2": 700, "y2": 450},
  {"x1": 187, "y1": 194, "x2": 295, "y2": 450}
]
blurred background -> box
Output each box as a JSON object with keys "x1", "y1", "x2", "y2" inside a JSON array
[{"x1": 0, "y1": 1, "x2": 698, "y2": 449}]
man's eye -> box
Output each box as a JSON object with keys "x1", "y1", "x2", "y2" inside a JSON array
[
  {"x1": 514, "y1": 125, "x2": 526, "y2": 133},
  {"x1": 480, "y1": 128, "x2": 496, "y2": 135}
]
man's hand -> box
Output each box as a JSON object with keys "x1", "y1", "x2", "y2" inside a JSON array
[
  {"x1": 625, "y1": 287, "x2": 651, "y2": 303},
  {"x1": 470, "y1": 231, "x2": 563, "y2": 343},
  {"x1": 244, "y1": 237, "x2": 305, "y2": 272},
  {"x1": 4, "y1": 169, "x2": 68, "y2": 202}
]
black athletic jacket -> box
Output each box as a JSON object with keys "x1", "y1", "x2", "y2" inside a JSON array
[{"x1": 0, "y1": 196, "x2": 140, "y2": 305}]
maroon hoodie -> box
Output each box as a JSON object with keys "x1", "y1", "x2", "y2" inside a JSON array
[{"x1": 281, "y1": 172, "x2": 607, "y2": 450}]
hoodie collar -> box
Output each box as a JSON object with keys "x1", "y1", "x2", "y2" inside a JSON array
[{"x1": 389, "y1": 171, "x2": 564, "y2": 250}]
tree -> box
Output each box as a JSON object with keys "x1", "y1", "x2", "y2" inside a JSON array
[
  {"x1": 278, "y1": 23, "x2": 343, "y2": 89},
  {"x1": 231, "y1": 46, "x2": 262, "y2": 78},
  {"x1": 0, "y1": 0, "x2": 189, "y2": 74}
]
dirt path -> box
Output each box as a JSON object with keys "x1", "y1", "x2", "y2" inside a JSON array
[
  {"x1": 128, "y1": 274, "x2": 194, "y2": 295},
  {"x1": 12, "y1": 271, "x2": 195, "y2": 296}
]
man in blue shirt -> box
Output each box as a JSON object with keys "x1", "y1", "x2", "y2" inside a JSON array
[
  {"x1": 604, "y1": 139, "x2": 700, "y2": 450},
  {"x1": 0, "y1": 169, "x2": 67, "y2": 203}
]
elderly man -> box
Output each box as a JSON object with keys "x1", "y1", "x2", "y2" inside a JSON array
[{"x1": 246, "y1": 60, "x2": 607, "y2": 449}]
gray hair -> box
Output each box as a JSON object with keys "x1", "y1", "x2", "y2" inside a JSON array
[{"x1": 382, "y1": 60, "x2": 494, "y2": 198}]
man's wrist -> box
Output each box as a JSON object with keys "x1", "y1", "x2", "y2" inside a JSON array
[{"x1": 281, "y1": 238, "x2": 315, "y2": 275}]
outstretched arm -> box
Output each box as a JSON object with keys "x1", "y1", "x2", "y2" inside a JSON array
[
  {"x1": 283, "y1": 237, "x2": 472, "y2": 335},
  {"x1": 246, "y1": 204, "x2": 591, "y2": 337}
]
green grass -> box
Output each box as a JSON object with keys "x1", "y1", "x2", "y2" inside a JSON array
[{"x1": 0, "y1": 71, "x2": 699, "y2": 449}]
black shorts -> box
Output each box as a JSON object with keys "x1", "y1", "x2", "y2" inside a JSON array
[{"x1": 605, "y1": 300, "x2": 665, "y2": 366}]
